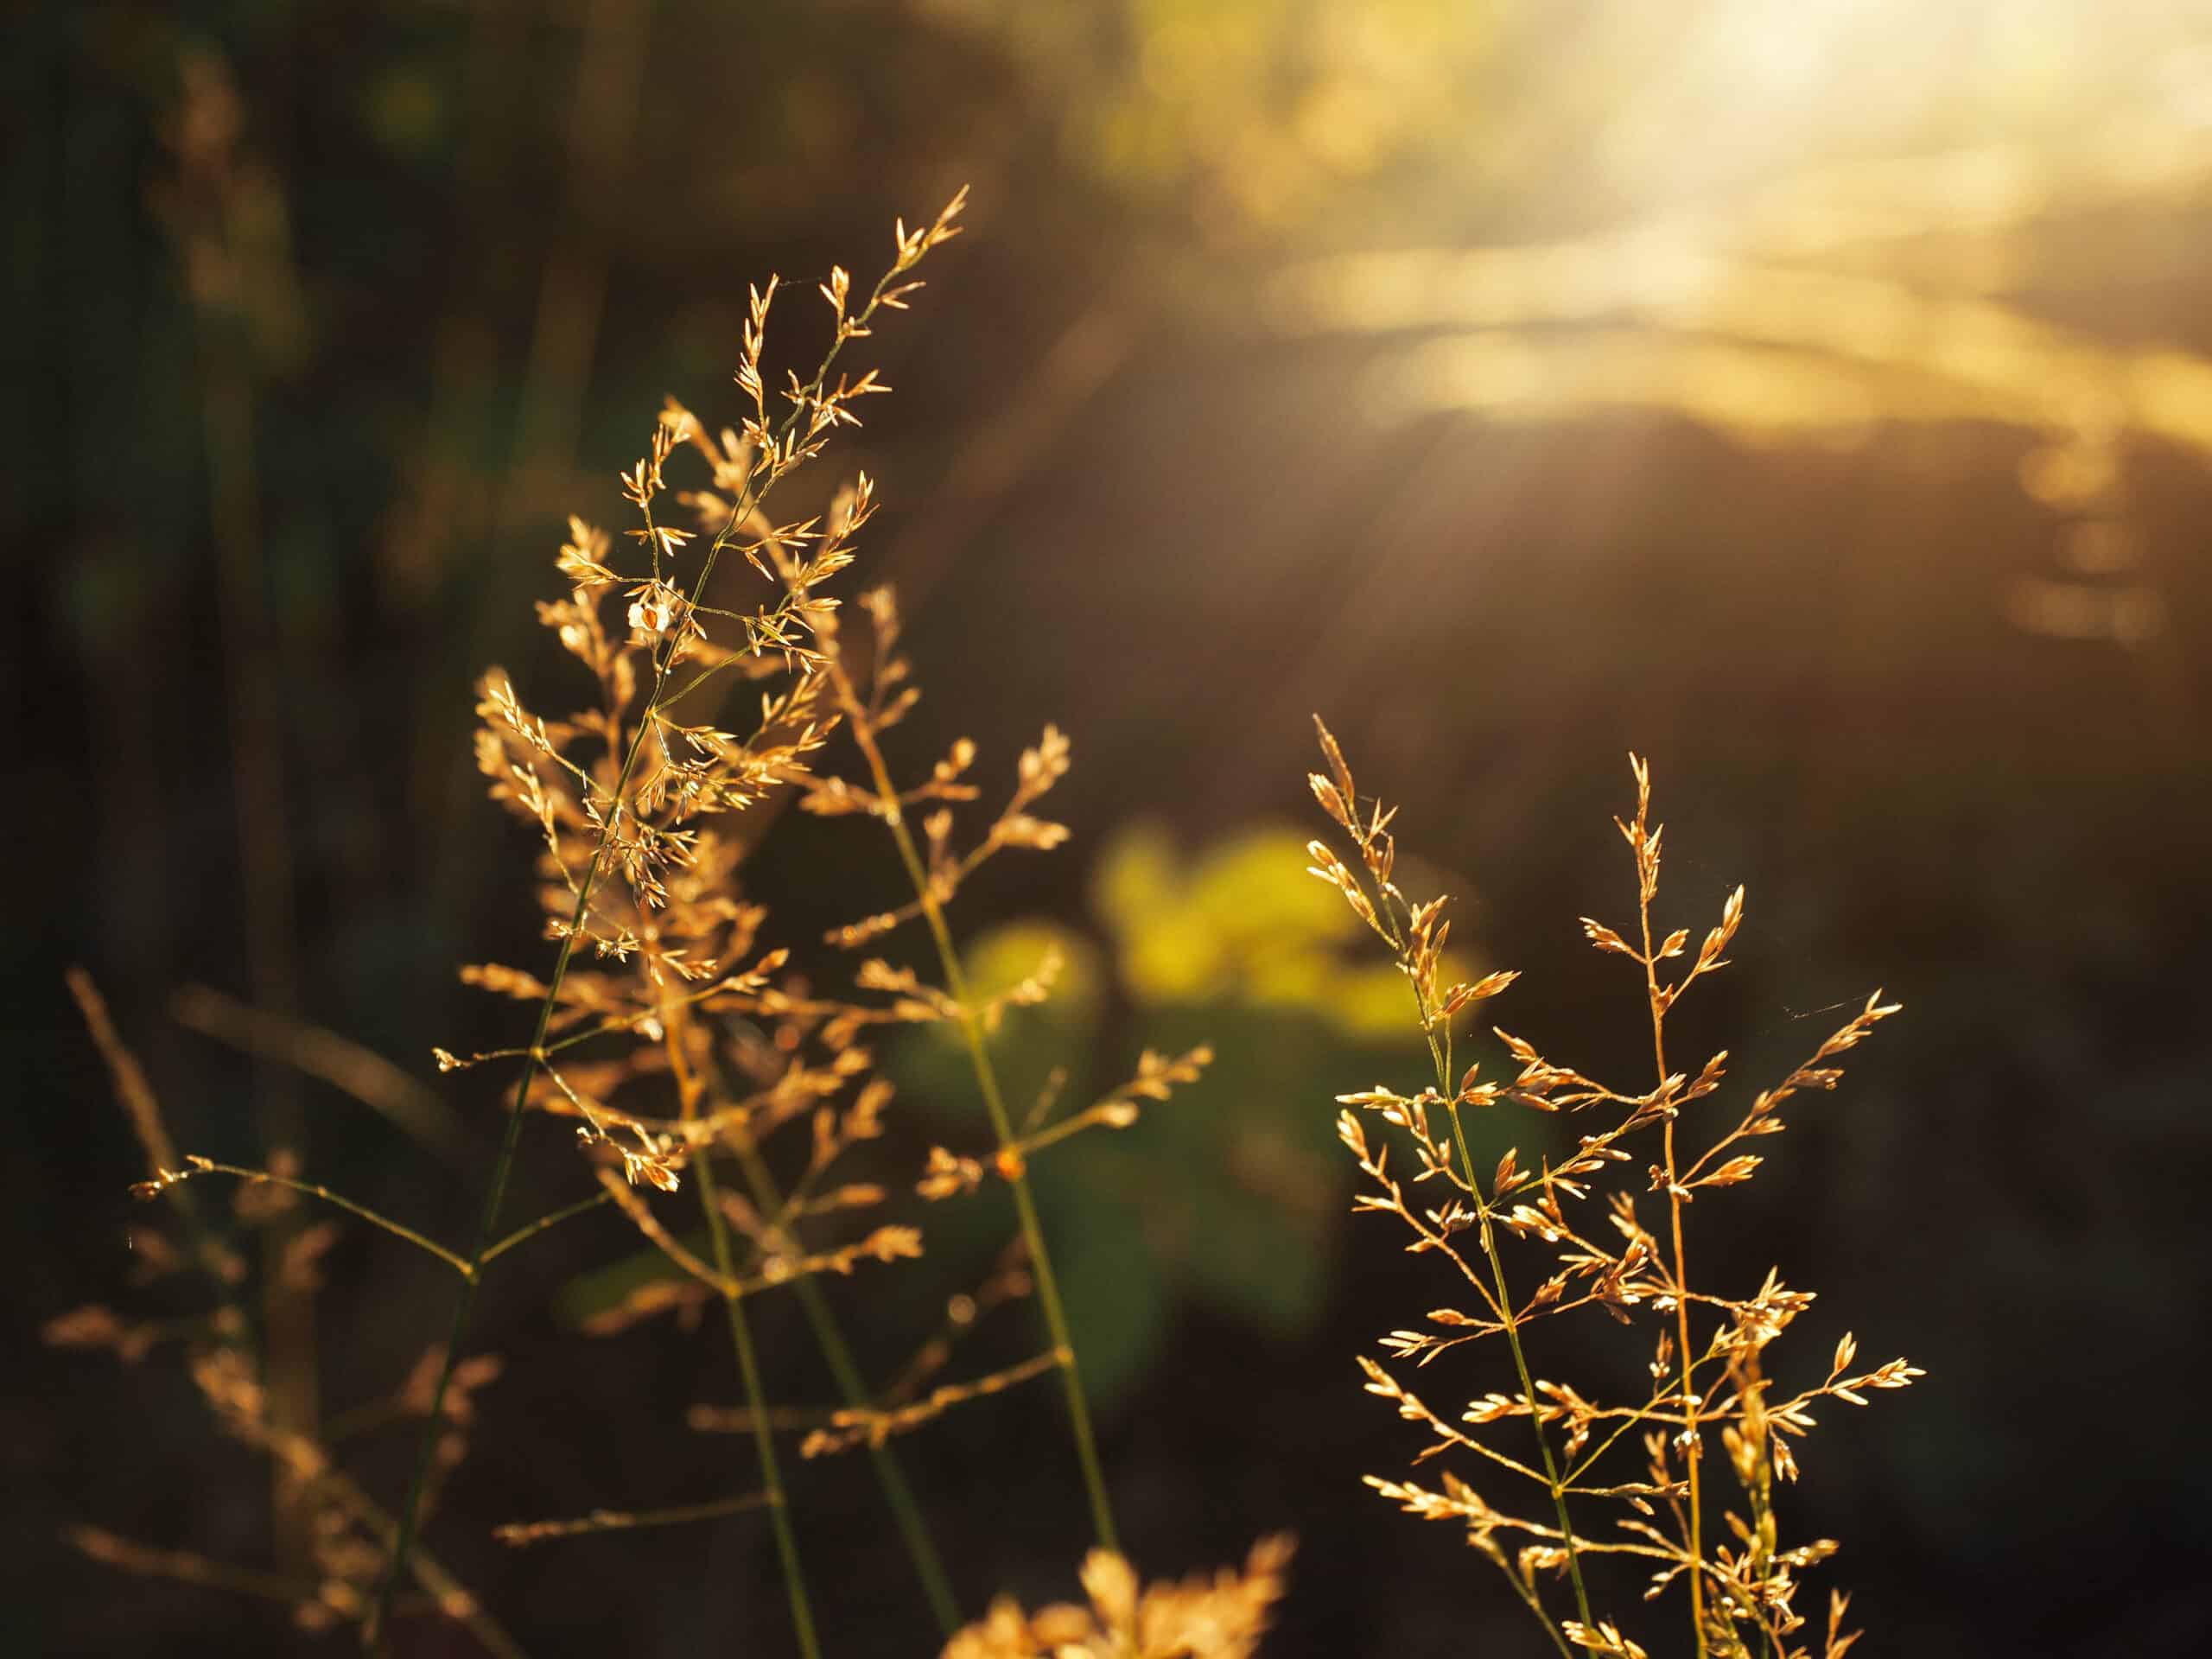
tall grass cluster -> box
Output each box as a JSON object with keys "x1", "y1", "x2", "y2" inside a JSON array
[{"x1": 53, "y1": 200, "x2": 1915, "y2": 1658}]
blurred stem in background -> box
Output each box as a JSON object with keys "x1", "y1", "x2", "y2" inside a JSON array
[
  {"x1": 153, "y1": 45, "x2": 317, "y2": 1573},
  {"x1": 415, "y1": 0, "x2": 655, "y2": 1023},
  {"x1": 378, "y1": 0, "x2": 530, "y2": 603},
  {"x1": 495, "y1": 0, "x2": 652, "y2": 543}
]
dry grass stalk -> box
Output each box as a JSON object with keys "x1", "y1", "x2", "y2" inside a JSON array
[
  {"x1": 1307, "y1": 720, "x2": 1919, "y2": 1659},
  {"x1": 66, "y1": 1526, "x2": 321, "y2": 1610}
]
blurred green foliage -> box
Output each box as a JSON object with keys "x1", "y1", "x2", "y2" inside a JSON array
[
  {"x1": 888, "y1": 822, "x2": 1485, "y2": 1404},
  {"x1": 550, "y1": 823, "x2": 1451, "y2": 1402}
]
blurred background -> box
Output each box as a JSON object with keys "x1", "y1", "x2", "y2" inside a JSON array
[{"x1": 8, "y1": 0, "x2": 2212, "y2": 1652}]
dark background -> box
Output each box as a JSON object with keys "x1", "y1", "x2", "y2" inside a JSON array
[{"x1": 8, "y1": 2, "x2": 2211, "y2": 1654}]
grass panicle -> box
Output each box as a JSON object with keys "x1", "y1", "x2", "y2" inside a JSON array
[
  {"x1": 368, "y1": 191, "x2": 977, "y2": 1654},
  {"x1": 1307, "y1": 720, "x2": 1918, "y2": 1659}
]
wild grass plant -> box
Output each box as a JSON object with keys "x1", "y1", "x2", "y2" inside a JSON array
[
  {"x1": 1306, "y1": 721, "x2": 1920, "y2": 1657},
  {"x1": 53, "y1": 195, "x2": 1273, "y2": 1656}
]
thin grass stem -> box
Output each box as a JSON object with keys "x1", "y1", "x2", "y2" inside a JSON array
[
  {"x1": 315, "y1": 1463, "x2": 530, "y2": 1659},
  {"x1": 1489, "y1": 1550, "x2": 1579, "y2": 1659},
  {"x1": 666, "y1": 1001, "x2": 822, "y2": 1656},
  {"x1": 1563, "y1": 1378, "x2": 1688, "y2": 1488},
  {"x1": 721, "y1": 1128, "x2": 962, "y2": 1633},
  {"x1": 1637, "y1": 851, "x2": 1707, "y2": 1656},
  {"x1": 67, "y1": 969, "x2": 252, "y2": 1352},
  {"x1": 171, "y1": 983, "x2": 469, "y2": 1155},
  {"x1": 696, "y1": 1153, "x2": 821, "y2": 1659},
  {"x1": 1435, "y1": 1067, "x2": 1596, "y2": 1637},
  {"x1": 161, "y1": 1161, "x2": 472, "y2": 1277},
  {"x1": 67, "y1": 1528, "x2": 321, "y2": 1605},
  {"x1": 479, "y1": 1188, "x2": 615, "y2": 1267}
]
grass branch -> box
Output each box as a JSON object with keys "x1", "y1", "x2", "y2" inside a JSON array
[
  {"x1": 149, "y1": 1160, "x2": 472, "y2": 1278},
  {"x1": 1424, "y1": 1006, "x2": 1595, "y2": 1637},
  {"x1": 479, "y1": 1189, "x2": 616, "y2": 1268},
  {"x1": 493, "y1": 1490, "x2": 770, "y2": 1548},
  {"x1": 828, "y1": 659, "x2": 1120, "y2": 1554}
]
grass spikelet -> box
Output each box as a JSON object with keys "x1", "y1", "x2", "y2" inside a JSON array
[{"x1": 941, "y1": 1534, "x2": 1297, "y2": 1659}]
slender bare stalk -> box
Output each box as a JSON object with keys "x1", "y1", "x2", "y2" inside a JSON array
[
  {"x1": 697, "y1": 1151, "x2": 822, "y2": 1656},
  {"x1": 315, "y1": 1461, "x2": 531, "y2": 1659},
  {"x1": 67, "y1": 1527, "x2": 320, "y2": 1606},
  {"x1": 478, "y1": 1190, "x2": 615, "y2": 1267},
  {"x1": 665, "y1": 1001, "x2": 822, "y2": 1657},
  {"x1": 711, "y1": 1084, "x2": 963, "y2": 1632},
  {"x1": 135, "y1": 1160, "x2": 472, "y2": 1276},
  {"x1": 159, "y1": 50, "x2": 318, "y2": 1554},
  {"x1": 67, "y1": 969, "x2": 246, "y2": 1313},
  {"x1": 171, "y1": 983, "x2": 469, "y2": 1154}
]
